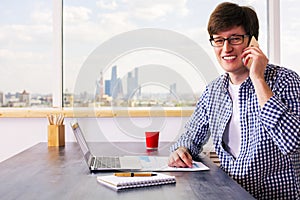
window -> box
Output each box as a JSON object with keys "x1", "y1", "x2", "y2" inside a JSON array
[
  {"x1": 281, "y1": 0, "x2": 300, "y2": 73},
  {"x1": 63, "y1": 0, "x2": 268, "y2": 108},
  {"x1": 0, "y1": 0, "x2": 53, "y2": 108},
  {"x1": 0, "y1": 0, "x2": 272, "y2": 112}
]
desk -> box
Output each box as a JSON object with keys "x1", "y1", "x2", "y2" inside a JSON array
[{"x1": 0, "y1": 142, "x2": 255, "y2": 200}]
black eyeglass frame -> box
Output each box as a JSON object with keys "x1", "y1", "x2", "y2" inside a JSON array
[{"x1": 209, "y1": 34, "x2": 251, "y2": 47}]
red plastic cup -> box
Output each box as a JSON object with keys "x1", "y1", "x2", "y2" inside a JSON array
[{"x1": 145, "y1": 131, "x2": 160, "y2": 150}]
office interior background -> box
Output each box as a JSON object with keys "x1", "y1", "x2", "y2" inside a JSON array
[{"x1": 0, "y1": 0, "x2": 299, "y2": 162}]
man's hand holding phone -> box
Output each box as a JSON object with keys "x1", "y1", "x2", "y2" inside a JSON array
[
  {"x1": 243, "y1": 36, "x2": 260, "y2": 68},
  {"x1": 242, "y1": 36, "x2": 269, "y2": 81},
  {"x1": 242, "y1": 36, "x2": 273, "y2": 108}
]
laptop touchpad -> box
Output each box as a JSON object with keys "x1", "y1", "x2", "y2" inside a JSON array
[{"x1": 120, "y1": 157, "x2": 142, "y2": 169}]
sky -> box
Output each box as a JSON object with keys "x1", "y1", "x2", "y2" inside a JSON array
[{"x1": 0, "y1": 0, "x2": 299, "y2": 95}]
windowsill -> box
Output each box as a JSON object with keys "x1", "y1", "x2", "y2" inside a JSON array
[{"x1": 0, "y1": 107, "x2": 194, "y2": 118}]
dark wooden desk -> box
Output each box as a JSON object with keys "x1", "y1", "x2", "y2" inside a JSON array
[{"x1": 0, "y1": 142, "x2": 255, "y2": 200}]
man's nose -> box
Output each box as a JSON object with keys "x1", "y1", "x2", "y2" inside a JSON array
[{"x1": 223, "y1": 40, "x2": 233, "y2": 52}]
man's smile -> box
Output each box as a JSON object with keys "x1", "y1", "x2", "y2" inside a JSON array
[{"x1": 222, "y1": 55, "x2": 237, "y2": 61}]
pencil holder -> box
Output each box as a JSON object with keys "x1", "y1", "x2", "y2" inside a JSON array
[{"x1": 48, "y1": 125, "x2": 65, "y2": 147}]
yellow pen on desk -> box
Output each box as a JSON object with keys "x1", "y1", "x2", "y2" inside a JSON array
[{"x1": 114, "y1": 172, "x2": 157, "y2": 177}]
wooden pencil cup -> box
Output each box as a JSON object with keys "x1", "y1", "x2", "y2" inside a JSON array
[{"x1": 48, "y1": 125, "x2": 65, "y2": 147}]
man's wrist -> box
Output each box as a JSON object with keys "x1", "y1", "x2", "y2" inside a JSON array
[
  {"x1": 176, "y1": 146, "x2": 190, "y2": 154},
  {"x1": 252, "y1": 78, "x2": 273, "y2": 107}
]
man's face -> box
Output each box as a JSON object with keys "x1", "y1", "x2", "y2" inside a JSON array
[{"x1": 211, "y1": 26, "x2": 250, "y2": 75}]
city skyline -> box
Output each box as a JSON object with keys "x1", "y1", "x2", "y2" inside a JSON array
[
  {"x1": 0, "y1": 64, "x2": 185, "y2": 107},
  {"x1": 96, "y1": 65, "x2": 178, "y2": 99}
]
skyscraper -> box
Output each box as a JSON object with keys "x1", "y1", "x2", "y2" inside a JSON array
[
  {"x1": 0, "y1": 91, "x2": 4, "y2": 106},
  {"x1": 99, "y1": 72, "x2": 104, "y2": 98},
  {"x1": 170, "y1": 83, "x2": 177, "y2": 95},
  {"x1": 134, "y1": 68, "x2": 141, "y2": 97},
  {"x1": 105, "y1": 80, "x2": 111, "y2": 96},
  {"x1": 110, "y1": 65, "x2": 123, "y2": 99},
  {"x1": 110, "y1": 65, "x2": 117, "y2": 96},
  {"x1": 126, "y1": 68, "x2": 139, "y2": 99}
]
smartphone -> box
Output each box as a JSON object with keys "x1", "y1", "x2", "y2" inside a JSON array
[{"x1": 244, "y1": 36, "x2": 259, "y2": 68}]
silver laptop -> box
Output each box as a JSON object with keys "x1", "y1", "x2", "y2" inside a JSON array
[
  {"x1": 71, "y1": 121, "x2": 142, "y2": 172},
  {"x1": 70, "y1": 121, "x2": 208, "y2": 172}
]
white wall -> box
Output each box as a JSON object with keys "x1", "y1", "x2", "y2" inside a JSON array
[{"x1": 0, "y1": 117, "x2": 189, "y2": 162}]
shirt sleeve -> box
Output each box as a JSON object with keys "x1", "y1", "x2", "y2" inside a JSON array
[
  {"x1": 170, "y1": 87, "x2": 211, "y2": 159},
  {"x1": 259, "y1": 69, "x2": 300, "y2": 155}
]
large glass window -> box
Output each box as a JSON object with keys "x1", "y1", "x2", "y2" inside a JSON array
[
  {"x1": 0, "y1": 0, "x2": 269, "y2": 109},
  {"x1": 0, "y1": 0, "x2": 53, "y2": 107},
  {"x1": 63, "y1": 0, "x2": 268, "y2": 108},
  {"x1": 281, "y1": 0, "x2": 300, "y2": 74}
]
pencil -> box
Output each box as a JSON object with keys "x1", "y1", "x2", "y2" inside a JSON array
[{"x1": 114, "y1": 172, "x2": 156, "y2": 177}]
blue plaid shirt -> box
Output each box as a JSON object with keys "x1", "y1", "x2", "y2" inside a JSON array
[{"x1": 170, "y1": 64, "x2": 300, "y2": 199}]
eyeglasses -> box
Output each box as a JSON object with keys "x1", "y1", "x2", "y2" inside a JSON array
[{"x1": 209, "y1": 34, "x2": 250, "y2": 47}]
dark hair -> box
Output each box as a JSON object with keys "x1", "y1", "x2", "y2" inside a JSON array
[{"x1": 207, "y1": 2, "x2": 259, "y2": 40}]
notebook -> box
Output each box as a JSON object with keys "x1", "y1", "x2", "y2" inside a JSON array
[
  {"x1": 97, "y1": 172, "x2": 176, "y2": 191},
  {"x1": 70, "y1": 121, "x2": 210, "y2": 172}
]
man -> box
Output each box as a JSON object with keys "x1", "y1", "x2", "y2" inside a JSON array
[{"x1": 168, "y1": 2, "x2": 300, "y2": 199}]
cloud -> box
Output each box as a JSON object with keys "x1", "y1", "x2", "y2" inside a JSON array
[
  {"x1": 0, "y1": 23, "x2": 52, "y2": 48},
  {"x1": 96, "y1": 0, "x2": 118, "y2": 10},
  {"x1": 98, "y1": 12, "x2": 135, "y2": 31},
  {"x1": 63, "y1": 1, "x2": 190, "y2": 43},
  {"x1": 30, "y1": 10, "x2": 52, "y2": 24},
  {"x1": 0, "y1": 47, "x2": 50, "y2": 68},
  {"x1": 0, "y1": 25, "x2": 31, "y2": 43},
  {"x1": 64, "y1": 6, "x2": 92, "y2": 23},
  {"x1": 0, "y1": 49, "x2": 14, "y2": 59},
  {"x1": 123, "y1": 0, "x2": 189, "y2": 21}
]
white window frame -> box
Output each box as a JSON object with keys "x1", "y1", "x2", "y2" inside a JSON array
[
  {"x1": 53, "y1": 0, "x2": 63, "y2": 108},
  {"x1": 267, "y1": 0, "x2": 280, "y2": 65}
]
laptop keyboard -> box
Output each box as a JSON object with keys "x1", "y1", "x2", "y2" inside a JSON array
[{"x1": 94, "y1": 156, "x2": 121, "y2": 169}]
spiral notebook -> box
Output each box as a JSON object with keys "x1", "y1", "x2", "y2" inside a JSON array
[{"x1": 97, "y1": 173, "x2": 176, "y2": 191}]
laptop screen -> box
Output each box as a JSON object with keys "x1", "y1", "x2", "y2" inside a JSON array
[{"x1": 71, "y1": 122, "x2": 92, "y2": 163}]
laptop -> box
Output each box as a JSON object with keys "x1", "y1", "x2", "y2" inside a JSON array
[
  {"x1": 71, "y1": 122, "x2": 172, "y2": 172},
  {"x1": 71, "y1": 121, "x2": 143, "y2": 172}
]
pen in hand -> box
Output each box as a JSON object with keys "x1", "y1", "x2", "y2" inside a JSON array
[{"x1": 114, "y1": 172, "x2": 157, "y2": 177}]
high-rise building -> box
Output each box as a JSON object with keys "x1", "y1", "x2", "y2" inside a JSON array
[
  {"x1": 134, "y1": 68, "x2": 141, "y2": 97},
  {"x1": 96, "y1": 72, "x2": 104, "y2": 99},
  {"x1": 134, "y1": 68, "x2": 138, "y2": 86},
  {"x1": 127, "y1": 72, "x2": 135, "y2": 99},
  {"x1": 126, "y1": 68, "x2": 139, "y2": 99},
  {"x1": 105, "y1": 80, "x2": 111, "y2": 96},
  {"x1": 109, "y1": 65, "x2": 123, "y2": 99},
  {"x1": 63, "y1": 89, "x2": 74, "y2": 107},
  {"x1": 0, "y1": 91, "x2": 4, "y2": 106},
  {"x1": 170, "y1": 83, "x2": 177, "y2": 95},
  {"x1": 110, "y1": 65, "x2": 117, "y2": 97},
  {"x1": 114, "y1": 78, "x2": 123, "y2": 99},
  {"x1": 19, "y1": 90, "x2": 30, "y2": 106}
]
